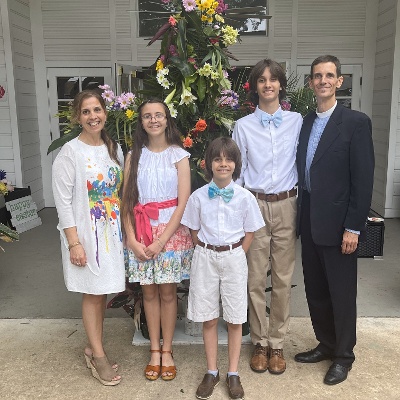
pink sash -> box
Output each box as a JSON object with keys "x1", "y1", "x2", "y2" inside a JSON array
[{"x1": 133, "y1": 198, "x2": 178, "y2": 246}]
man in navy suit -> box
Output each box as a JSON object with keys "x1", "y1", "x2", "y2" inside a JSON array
[{"x1": 295, "y1": 55, "x2": 374, "y2": 385}]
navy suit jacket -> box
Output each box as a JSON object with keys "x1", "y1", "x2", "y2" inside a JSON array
[{"x1": 296, "y1": 104, "x2": 375, "y2": 246}]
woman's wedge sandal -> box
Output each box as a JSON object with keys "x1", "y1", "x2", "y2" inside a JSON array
[
  {"x1": 90, "y1": 356, "x2": 121, "y2": 386},
  {"x1": 145, "y1": 349, "x2": 162, "y2": 381},
  {"x1": 84, "y1": 348, "x2": 118, "y2": 371},
  {"x1": 161, "y1": 350, "x2": 177, "y2": 381}
]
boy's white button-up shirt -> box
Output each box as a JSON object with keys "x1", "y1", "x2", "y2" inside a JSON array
[
  {"x1": 181, "y1": 180, "x2": 265, "y2": 246},
  {"x1": 232, "y1": 106, "x2": 303, "y2": 194}
]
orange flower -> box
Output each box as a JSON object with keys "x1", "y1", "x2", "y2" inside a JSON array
[
  {"x1": 195, "y1": 119, "x2": 207, "y2": 132},
  {"x1": 169, "y1": 16, "x2": 177, "y2": 26},
  {"x1": 200, "y1": 159, "x2": 206, "y2": 170},
  {"x1": 182, "y1": 136, "x2": 193, "y2": 148}
]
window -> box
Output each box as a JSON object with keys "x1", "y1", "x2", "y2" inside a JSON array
[{"x1": 138, "y1": 0, "x2": 268, "y2": 37}]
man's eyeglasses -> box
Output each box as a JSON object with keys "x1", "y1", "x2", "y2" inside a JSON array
[{"x1": 142, "y1": 113, "x2": 166, "y2": 121}]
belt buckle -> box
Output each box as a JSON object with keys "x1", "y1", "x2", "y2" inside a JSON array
[{"x1": 212, "y1": 244, "x2": 217, "y2": 251}]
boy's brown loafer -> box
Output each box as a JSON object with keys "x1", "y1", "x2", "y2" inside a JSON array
[
  {"x1": 226, "y1": 375, "x2": 244, "y2": 400},
  {"x1": 196, "y1": 372, "x2": 220, "y2": 399}
]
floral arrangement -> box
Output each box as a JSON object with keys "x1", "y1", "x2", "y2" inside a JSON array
[
  {"x1": 141, "y1": 0, "x2": 249, "y2": 187},
  {"x1": 47, "y1": 0, "x2": 316, "y2": 188},
  {"x1": 0, "y1": 170, "x2": 14, "y2": 196}
]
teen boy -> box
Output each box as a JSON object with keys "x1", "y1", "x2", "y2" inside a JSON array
[
  {"x1": 181, "y1": 137, "x2": 264, "y2": 400},
  {"x1": 232, "y1": 59, "x2": 303, "y2": 374}
]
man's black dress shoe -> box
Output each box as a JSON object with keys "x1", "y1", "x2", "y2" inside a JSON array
[
  {"x1": 294, "y1": 348, "x2": 332, "y2": 363},
  {"x1": 324, "y1": 363, "x2": 351, "y2": 385}
]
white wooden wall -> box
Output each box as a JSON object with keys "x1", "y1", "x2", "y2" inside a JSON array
[
  {"x1": 8, "y1": 0, "x2": 42, "y2": 209},
  {"x1": 0, "y1": 0, "x2": 16, "y2": 185},
  {"x1": 371, "y1": 0, "x2": 400, "y2": 217}
]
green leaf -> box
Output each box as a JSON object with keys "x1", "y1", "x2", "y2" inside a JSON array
[
  {"x1": 177, "y1": 19, "x2": 187, "y2": 60},
  {"x1": 197, "y1": 76, "x2": 206, "y2": 102},
  {"x1": 0, "y1": 222, "x2": 19, "y2": 242},
  {"x1": 169, "y1": 56, "x2": 194, "y2": 78},
  {"x1": 47, "y1": 130, "x2": 80, "y2": 154}
]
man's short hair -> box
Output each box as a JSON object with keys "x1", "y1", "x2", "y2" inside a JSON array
[
  {"x1": 204, "y1": 137, "x2": 242, "y2": 182},
  {"x1": 248, "y1": 59, "x2": 287, "y2": 105},
  {"x1": 310, "y1": 55, "x2": 342, "y2": 78}
]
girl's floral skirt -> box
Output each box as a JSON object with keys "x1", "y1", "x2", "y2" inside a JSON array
[{"x1": 125, "y1": 223, "x2": 193, "y2": 285}]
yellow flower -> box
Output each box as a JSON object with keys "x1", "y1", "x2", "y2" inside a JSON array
[
  {"x1": 201, "y1": 14, "x2": 208, "y2": 22},
  {"x1": 0, "y1": 182, "x2": 8, "y2": 196},
  {"x1": 125, "y1": 109, "x2": 135, "y2": 119},
  {"x1": 156, "y1": 59, "x2": 164, "y2": 71},
  {"x1": 198, "y1": 63, "x2": 212, "y2": 77},
  {"x1": 221, "y1": 25, "x2": 238, "y2": 46},
  {"x1": 215, "y1": 14, "x2": 224, "y2": 23},
  {"x1": 196, "y1": 0, "x2": 212, "y2": 11}
]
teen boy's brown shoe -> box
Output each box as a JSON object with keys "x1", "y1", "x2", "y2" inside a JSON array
[
  {"x1": 268, "y1": 348, "x2": 286, "y2": 374},
  {"x1": 250, "y1": 343, "x2": 268, "y2": 372},
  {"x1": 226, "y1": 375, "x2": 244, "y2": 400},
  {"x1": 196, "y1": 372, "x2": 220, "y2": 399}
]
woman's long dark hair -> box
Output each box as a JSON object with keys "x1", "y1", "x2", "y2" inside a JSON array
[
  {"x1": 121, "y1": 99, "x2": 184, "y2": 230},
  {"x1": 71, "y1": 90, "x2": 120, "y2": 166}
]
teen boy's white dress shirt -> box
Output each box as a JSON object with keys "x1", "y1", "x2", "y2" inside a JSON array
[{"x1": 233, "y1": 106, "x2": 302, "y2": 194}]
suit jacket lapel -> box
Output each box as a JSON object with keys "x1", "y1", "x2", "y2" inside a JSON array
[{"x1": 311, "y1": 104, "x2": 344, "y2": 167}]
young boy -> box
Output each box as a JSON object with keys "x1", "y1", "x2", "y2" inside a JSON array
[{"x1": 181, "y1": 137, "x2": 264, "y2": 400}]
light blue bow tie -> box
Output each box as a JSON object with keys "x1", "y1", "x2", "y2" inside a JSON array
[
  {"x1": 261, "y1": 109, "x2": 283, "y2": 128},
  {"x1": 208, "y1": 182, "x2": 234, "y2": 203}
]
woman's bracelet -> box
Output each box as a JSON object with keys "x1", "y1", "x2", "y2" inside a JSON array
[
  {"x1": 68, "y1": 241, "x2": 81, "y2": 251},
  {"x1": 156, "y1": 237, "x2": 164, "y2": 250}
]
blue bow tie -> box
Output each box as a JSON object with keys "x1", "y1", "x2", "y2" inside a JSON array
[
  {"x1": 261, "y1": 109, "x2": 283, "y2": 128},
  {"x1": 208, "y1": 182, "x2": 234, "y2": 203}
]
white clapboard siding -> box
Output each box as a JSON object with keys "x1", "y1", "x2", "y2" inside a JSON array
[
  {"x1": 8, "y1": 0, "x2": 44, "y2": 210},
  {"x1": 0, "y1": 134, "x2": 13, "y2": 147},
  {"x1": 117, "y1": 43, "x2": 132, "y2": 61},
  {"x1": 41, "y1": 0, "x2": 111, "y2": 61},
  {"x1": 370, "y1": 0, "x2": 398, "y2": 216},
  {"x1": 274, "y1": 0, "x2": 293, "y2": 37},
  {"x1": 297, "y1": 0, "x2": 367, "y2": 36},
  {"x1": 44, "y1": 43, "x2": 112, "y2": 61},
  {"x1": 116, "y1": 0, "x2": 132, "y2": 40},
  {"x1": 274, "y1": 42, "x2": 292, "y2": 60}
]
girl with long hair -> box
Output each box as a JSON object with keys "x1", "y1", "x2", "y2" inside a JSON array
[{"x1": 122, "y1": 99, "x2": 193, "y2": 381}]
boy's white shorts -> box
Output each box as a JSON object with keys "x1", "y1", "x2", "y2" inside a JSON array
[{"x1": 187, "y1": 245, "x2": 248, "y2": 324}]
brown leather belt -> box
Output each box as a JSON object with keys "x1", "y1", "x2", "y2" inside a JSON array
[
  {"x1": 250, "y1": 188, "x2": 297, "y2": 202},
  {"x1": 197, "y1": 239, "x2": 243, "y2": 252}
]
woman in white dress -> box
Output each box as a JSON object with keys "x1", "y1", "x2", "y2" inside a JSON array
[
  {"x1": 122, "y1": 99, "x2": 193, "y2": 381},
  {"x1": 52, "y1": 90, "x2": 124, "y2": 386}
]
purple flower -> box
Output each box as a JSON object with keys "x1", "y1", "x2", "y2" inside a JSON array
[
  {"x1": 183, "y1": 0, "x2": 196, "y2": 11},
  {"x1": 281, "y1": 100, "x2": 291, "y2": 111},
  {"x1": 0, "y1": 170, "x2": 6, "y2": 180},
  {"x1": 102, "y1": 90, "x2": 115, "y2": 103},
  {"x1": 218, "y1": 90, "x2": 239, "y2": 109},
  {"x1": 169, "y1": 45, "x2": 178, "y2": 56},
  {"x1": 216, "y1": 0, "x2": 228, "y2": 14}
]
